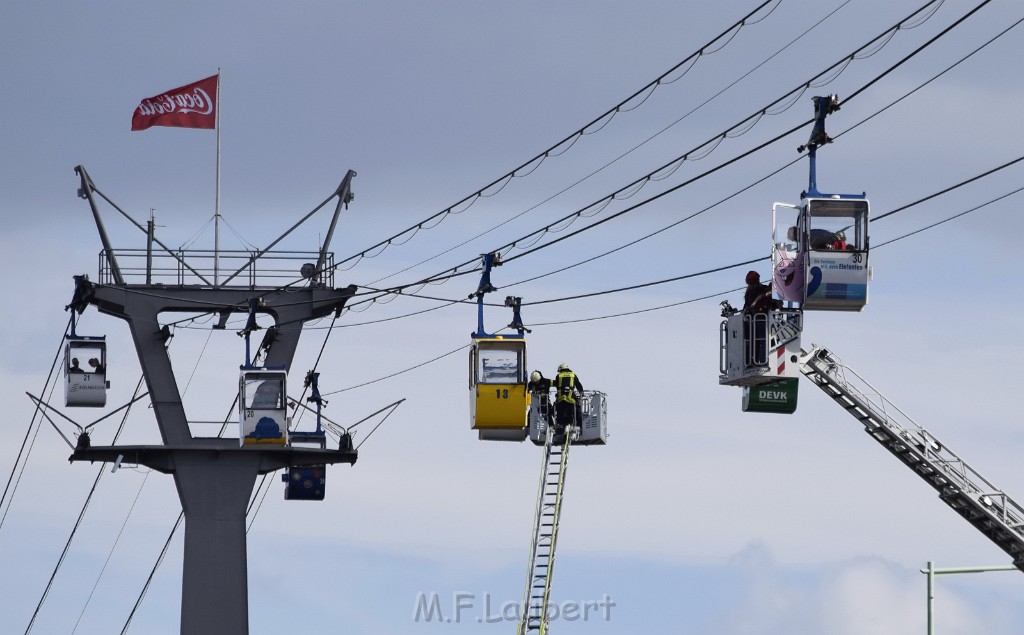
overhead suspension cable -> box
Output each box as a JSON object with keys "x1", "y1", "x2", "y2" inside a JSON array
[
  {"x1": 345, "y1": 0, "x2": 968, "y2": 302},
  {"x1": 120, "y1": 512, "x2": 183, "y2": 635},
  {"x1": 874, "y1": 186, "x2": 1024, "y2": 248},
  {"x1": 327, "y1": 146, "x2": 1024, "y2": 333},
  {"x1": 508, "y1": 158, "x2": 802, "y2": 289},
  {"x1": 500, "y1": 0, "x2": 1009, "y2": 267},
  {"x1": 72, "y1": 475, "x2": 150, "y2": 633},
  {"x1": 527, "y1": 257, "x2": 770, "y2": 306},
  {"x1": 310, "y1": 150, "x2": 801, "y2": 323},
  {"x1": 368, "y1": 0, "x2": 855, "y2": 287},
  {"x1": 71, "y1": 377, "x2": 149, "y2": 634},
  {"x1": 328, "y1": 299, "x2": 462, "y2": 329},
  {"x1": 529, "y1": 288, "x2": 743, "y2": 327},
  {"x1": 321, "y1": 343, "x2": 470, "y2": 396},
  {"x1": 342, "y1": 0, "x2": 948, "y2": 281},
  {"x1": 24, "y1": 374, "x2": 148, "y2": 635},
  {"x1": 337, "y1": 131, "x2": 1016, "y2": 320},
  {"x1": 333, "y1": 0, "x2": 785, "y2": 272},
  {"x1": 73, "y1": 1, "x2": 966, "y2": 355},
  {"x1": 875, "y1": 157, "x2": 1024, "y2": 224},
  {"x1": 141, "y1": 0, "x2": 962, "y2": 334},
  {"x1": 842, "y1": 0, "x2": 993, "y2": 105},
  {"x1": 325, "y1": 183, "x2": 1023, "y2": 394},
  {"x1": 510, "y1": 13, "x2": 1024, "y2": 289},
  {"x1": 535, "y1": 188, "x2": 1023, "y2": 326},
  {"x1": 0, "y1": 316, "x2": 69, "y2": 531},
  {"x1": 524, "y1": 183, "x2": 1023, "y2": 310},
  {"x1": 481, "y1": 0, "x2": 987, "y2": 268},
  {"x1": 118, "y1": 0, "x2": 989, "y2": 333}
]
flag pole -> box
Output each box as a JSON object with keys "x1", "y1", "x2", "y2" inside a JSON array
[{"x1": 214, "y1": 69, "x2": 222, "y2": 286}]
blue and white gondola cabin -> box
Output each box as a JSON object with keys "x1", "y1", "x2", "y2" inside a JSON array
[
  {"x1": 773, "y1": 195, "x2": 870, "y2": 311},
  {"x1": 239, "y1": 368, "x2": 288, "y2": 446}
]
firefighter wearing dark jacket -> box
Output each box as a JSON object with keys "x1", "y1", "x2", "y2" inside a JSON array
[{"x1": 554, "y1": 363, "x2": 584, "y2": 428}]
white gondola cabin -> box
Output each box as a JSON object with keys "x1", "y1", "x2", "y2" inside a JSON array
[
  {"x1": 239, "y1": 368, "x2": 288, "y2": 446},
  {"x1": 773, "y1": 196, "x2": 870, "y2": 311},
  {"x1": 64, "y1": 336, "x2": 108, "y2": 407}
]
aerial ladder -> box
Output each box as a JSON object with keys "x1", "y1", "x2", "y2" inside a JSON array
[
  {"x1": 517, "y1": 424, "x2": 575, "y2": 635},
  {"x1": 514, "y1": 388, "x2": 605, "y2": 635},
  {"x1": 798, "y1": 345, "x2": 1024, "y2": 569}
]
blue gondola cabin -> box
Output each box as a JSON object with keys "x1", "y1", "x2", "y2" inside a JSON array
[{"x1": 284, "y1": 465, "x2": 326, "y2": 500}]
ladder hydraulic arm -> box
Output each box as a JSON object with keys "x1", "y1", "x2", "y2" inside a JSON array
[
  {"x1": 799, "y1": 345, "x2": 1024, "y2": 570},
  {"x1": 517, "y1": 426, "x2": 574, "y2": 634}
]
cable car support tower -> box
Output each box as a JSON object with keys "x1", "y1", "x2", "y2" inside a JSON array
[{"x1": 66, "y1": 165, "x2": 360, "y2": 635}]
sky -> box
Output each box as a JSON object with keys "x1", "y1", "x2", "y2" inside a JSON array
[{"x1": 3, "y1": 0, "x2": 1024, "y2": 633}]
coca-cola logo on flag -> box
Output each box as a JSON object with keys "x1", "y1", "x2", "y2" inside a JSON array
[
  {"x1": 132, "y1": 74, "x2": 218, "y2": 131},
  {"x1": 137, "y1": 88, "x2": 213, "y2": 117}
]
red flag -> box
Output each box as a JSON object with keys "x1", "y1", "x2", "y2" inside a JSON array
[{"x1": 131, "y1": 75, "x2": 218, "y2": 131}]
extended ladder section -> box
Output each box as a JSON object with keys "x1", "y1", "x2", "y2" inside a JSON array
[
  {"x1": 799, "y1": 346, "x2": 1024, "y2": 570},
  {"x1": 517, "y1": 426, "x2": 575, "y2": 634}
]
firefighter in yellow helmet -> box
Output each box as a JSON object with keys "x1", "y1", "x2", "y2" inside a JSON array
[{"x1": 554, "y1": 363, "x2": 584, "y2": 428}]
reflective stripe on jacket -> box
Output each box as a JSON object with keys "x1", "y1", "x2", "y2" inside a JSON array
[{"x1": 555, "y1": 371, "x2": 578, "y2": 404}]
